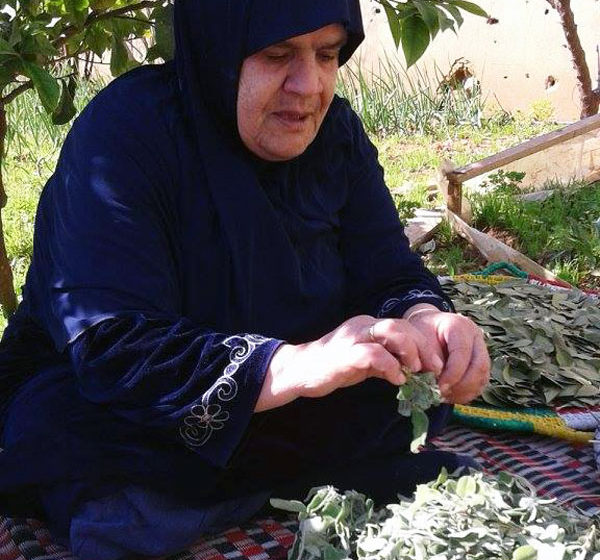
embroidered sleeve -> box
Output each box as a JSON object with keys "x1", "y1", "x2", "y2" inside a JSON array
[
  {"x1": 70, "y1": 316, "x2": 283, "y2": 467},
  {"x1": 180, "y1": 334, "x2": 270, "y2": 450},
  {"x1": 377, "y1": 291, "x2": 453, "y2": 319}
]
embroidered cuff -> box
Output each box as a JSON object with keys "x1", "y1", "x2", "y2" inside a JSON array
[
  {"x1": 179, "y1": 334, "x2": 283, "y2": 466},
  {"x1": 377, "y1": 290, "x2": 453, "y2": 319}
]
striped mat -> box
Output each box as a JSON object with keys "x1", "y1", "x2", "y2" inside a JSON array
[
  {"x1": 430, "y1": 425, "x2": 600, "y2": 516},
  {"x1": 1, "y1": 425, "x2": 599, "y2": 560}
]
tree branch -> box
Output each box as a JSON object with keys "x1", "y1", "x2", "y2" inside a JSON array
[
  {"x1": 1, "y1": 81, "x2": 33, "y2": 105},
  {"x1": 546, "y1": 0, "x2": 599, "y2": 118},
  {"x1": 53, "y1": 0, "x2": 161, "y2": 50}
]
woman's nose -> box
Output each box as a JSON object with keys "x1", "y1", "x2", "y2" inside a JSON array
[{"x1": 284, "y1": 57, "x2": 323, "y2": 97}]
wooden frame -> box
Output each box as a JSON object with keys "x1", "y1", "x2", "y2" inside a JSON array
[{"x1": 444, "y1": 113, "x2": 600, "y2": 216}]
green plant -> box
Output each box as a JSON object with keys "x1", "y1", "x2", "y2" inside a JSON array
[
  {"x1": 468, "y1": 179, "x2": 600, "y2": 287},
  {"x1": 0, "y1": 80, "x2": 100, "y2": 334},
  {"x1": 481, "y1": 170, "x2": 526, "y2": 195},
  {"x1": 275, "y1": 470, "x2": 600, "y2": 560},
  {"x1": 530, "y1": 98, "x2": 555, "y2": 122},
  {"x1": 469, "y1": 170, "x2": 527, "y2": 232},
  {"x1": 374, "y1": 0, "x2": 487, "y2": 67},
  {"x1": 395, "y1": 197, "x2": 420, "y2": 222},
  {"x1": 0, "y1": 0, "x2": 174, "y2": 316},
  {"x1": 338, "y1": 57, "x2": 486, "y2": 136}
]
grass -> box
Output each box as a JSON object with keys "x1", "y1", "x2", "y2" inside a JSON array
[
  {"x1": 337, "y1": 56, "x2": 487, "y2": 137},
  {"x1": 468, "y1": 178, "x2": 600, "y2": 288},
  {"x1": 419, "y1": 171, "x2": 600, "y2": 286},
  {"x1": 373, "y1": 116, "x2": 559, "y2": 195},
  {"x1": 1, "y1": 81, "x2": 103, "y2": 331}
]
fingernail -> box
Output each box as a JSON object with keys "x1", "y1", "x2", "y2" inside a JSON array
[
  {"x1": 440, "y1": 384, "x2": 450, "y2": 393},
  {"x1": 432, "y1": 356, "x2": 443, "y2": 373}
]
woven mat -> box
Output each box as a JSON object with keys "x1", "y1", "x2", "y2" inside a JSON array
[
  {"x1": 0, "y1": 517, "x2": 297, "y2": 560},
  {"x1": 430, "y1": 425, "x2": 600, "y2": 516},
  {"x1": 2, "y1": 425, "x2": 599, "y2": 560}
]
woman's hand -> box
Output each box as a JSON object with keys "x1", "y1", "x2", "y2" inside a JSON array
[
  {"x1": 256, "y1": 306, "x2": 491, "y2": 412},
  {"x1": 403, "y1": 304, "x2": 491, "y2": 404},
  {"x1": 257, "y1": 314, "x2": 445, "y2": 412}
]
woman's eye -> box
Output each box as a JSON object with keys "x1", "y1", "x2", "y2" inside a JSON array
[
  {"x1": 265, "y1": 52, "x2": 289, "y2": 62},
  {"x1": 318, "y1": 52, "x2": 338, "y2": 63}
]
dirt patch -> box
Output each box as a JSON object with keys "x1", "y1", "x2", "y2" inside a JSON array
[{"x1": 481, "y1": 226, "x2": 521, "y2": 250}]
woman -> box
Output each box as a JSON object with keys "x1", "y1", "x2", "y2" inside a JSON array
[{"x1": 0, "y1": 1, "x2": 490, "y2": 558}]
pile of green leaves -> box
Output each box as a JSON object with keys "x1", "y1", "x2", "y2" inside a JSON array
[
  {"x1": 441, "y1": 279, "x2": 600, "y2": 408},
  {"x1": 273, "y1": 470, "x2": 600, "y2": 560},
  {"x1": 397, "y1": 371, "x2": 441, "y2": 452}
]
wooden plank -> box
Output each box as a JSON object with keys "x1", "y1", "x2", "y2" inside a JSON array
[
  {"x1": 446, "y1": 175, "x2": 463, "y2": 216},
  {"x1": 447, "y1": 210, "x2": 572, "y2": 287},
  {"x1": 406, "y1": 209, "x2": 444, "y2": 249},
  {"x1": 447, "y1": 113, "x2": 600, "y2": 183}
]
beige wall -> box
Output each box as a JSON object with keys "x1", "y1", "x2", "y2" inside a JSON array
[{"x1": 356, "y1": 0, "x2": 600, "y2": 121}]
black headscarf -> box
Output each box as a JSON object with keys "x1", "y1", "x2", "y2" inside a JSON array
[
  {"x1": 167, "y1": 0, "x2": 365, "y2": 336},
  {"x1": 174, "y1": 0, "x2": 364, "y2": 139}
]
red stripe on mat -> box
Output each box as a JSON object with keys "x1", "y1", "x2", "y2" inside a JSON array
[{"x1": 482, "y1": 436, "x2": 598, "y2": 500}]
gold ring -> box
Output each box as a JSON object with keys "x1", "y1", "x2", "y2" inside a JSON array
[{"x1": 369, "y1": 323, "x2": 377, "y2": 343}]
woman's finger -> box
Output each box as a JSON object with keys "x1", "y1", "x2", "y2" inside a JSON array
[
  {"x1": 438, "y1": 328, "x2": 475, "y2": 394},
  {"x1": 445, "y1": 331, "x2": 490, "y2": 403},
  {"x1": 370, "y1": 319, "x2": 422, "y2": 373},
  {"x1": 341, "y1": 342, "x2": 405, "y2": 387}
]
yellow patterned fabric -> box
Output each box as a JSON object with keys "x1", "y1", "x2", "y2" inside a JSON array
[
  {"x1": 450, "y1": 274, "x2": 517, "y2": 285},
  {"x1": 453, "y1": 404, "x2": 592, "y2": 444}
]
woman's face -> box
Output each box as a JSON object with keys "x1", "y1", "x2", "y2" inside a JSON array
[{"x1": 237, "y1": 24, "x2": 347, "y2": 161}]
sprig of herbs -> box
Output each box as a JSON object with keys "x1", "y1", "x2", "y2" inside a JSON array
[
  {"x1": 273, "y1": 470, "x2": 600, "y2": 560},
  {"x1": 397, "y1": 371, "x2": 442, "y2": 453}
]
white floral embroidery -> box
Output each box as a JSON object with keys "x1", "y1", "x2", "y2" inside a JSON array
[
  {"x1": 180, "y1": 334, "x2": 270, "y2": 448},
  {"x1": 402, "y1": 289, "x2": 444, "y2": 302},
  {"x1": 377, "y1": 291, "x2": 451, "y2": 317},
  {"x1": 377, "y1": 297, "x2": 402, "y2": 318}
]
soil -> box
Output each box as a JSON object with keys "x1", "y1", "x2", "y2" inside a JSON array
[{"x1": 481, "y1": 227, "x2": 521, "y2": 251}]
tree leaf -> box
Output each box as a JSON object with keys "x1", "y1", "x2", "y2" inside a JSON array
[
  {"x1": 512, "y1": 544, "x2": 537, "y2": 560},
  {"x1": 52, "y1": 78, "x2": 77, "y2": 125},
  {"x1": 89, "y1": 0, "x2": 117, "y2": 11},
  {"x1": 456, "y1": 475, "x2": 478, "y2": 497},
  {"x1": 380, "y1": 0, "x2": 402, "y2": 48},
  {"x1": 109, "y1": 35, "x2": 128, "y2": 76},
  {"x1": 444, "y1": 4, "x2": 464, "y2": 28},
  {"x1": 65, "y1": 0, "x2": 89, "y2": 13},
  {"x1": 449, "y1": 0, "x2": 489, "y2": 18},
  {"x1": 401, "y1": 14, "x2": 430, "y2": 67},
  {"x1": 553, "y1": 333, "x2": 573, "y2": 367},
  {"x1": 413, "y1": 0, "x2": 440, "y2": 38},
  {"x1": 65, "y1": 0, "x2": 90, "y2": 28},
  {"x1": 0, "y1": 37, "x2": 17, "y2": 56},
  {"x1": 149, "y1": 3, "x2": 174, "y2": 61},
  {"x1": 85, "y1": 23, "x2": 112, "y2": 57},
  {"x1": 21, "y1": 61, "x2": 60, "y2": 113},
  {"x1": 269, "y1": 498, "x2": 307, "y2": 514}
]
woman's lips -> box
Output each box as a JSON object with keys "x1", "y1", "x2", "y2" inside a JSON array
[
  {"x1": 276, "y1": 111, "x2": 308, "y2": 121},
  {"x1": 273, "y1": 111, "x2": 311, "y2": 130}
]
